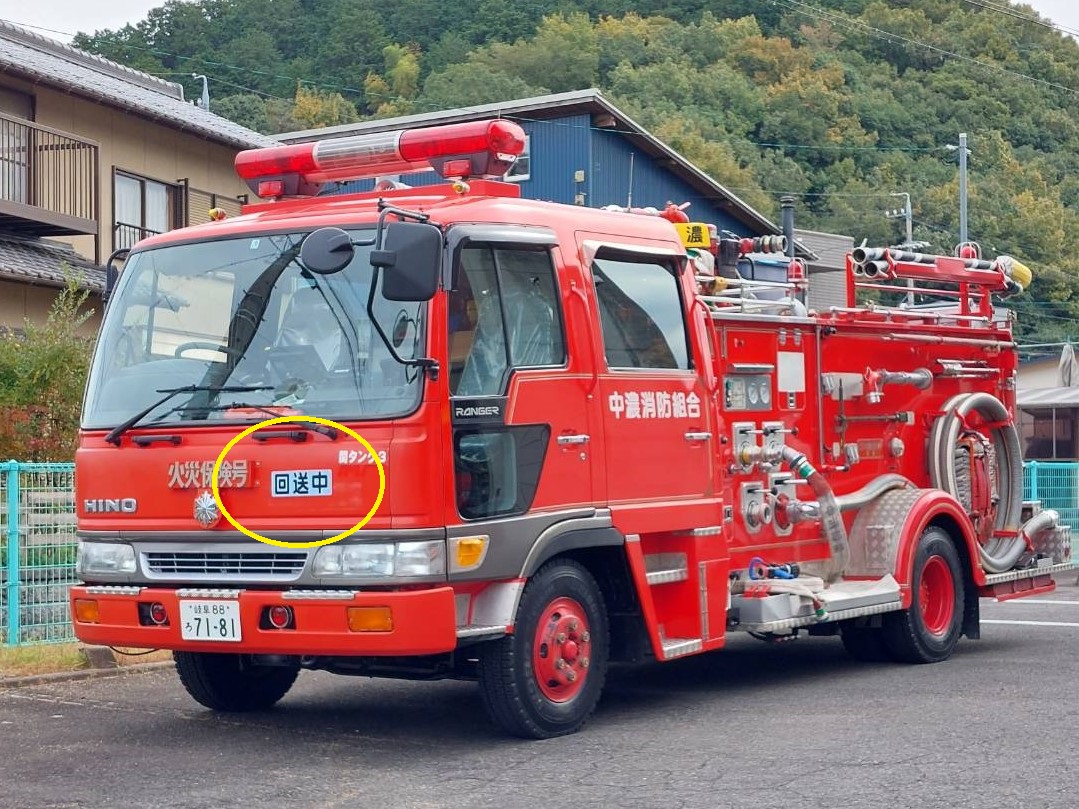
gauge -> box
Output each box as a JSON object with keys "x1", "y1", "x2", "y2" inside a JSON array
[
  {"x1": 748, "y1": 383, "x2": 759, "y2": 405},
  {"x1": 726, "y1": 377, "x2": 746, "y2": 409},
  {"x1": 760, "y1": 383, "x2": 771, "y2": 406}
]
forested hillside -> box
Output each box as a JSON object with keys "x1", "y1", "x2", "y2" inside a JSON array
[{"x1": 75, "y1": 0, "x2": 1079, "y2": 343}]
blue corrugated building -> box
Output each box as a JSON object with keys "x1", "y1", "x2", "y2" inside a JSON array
[{"x1": 277, "y1": 88, "x2": 804, "y2": 249}]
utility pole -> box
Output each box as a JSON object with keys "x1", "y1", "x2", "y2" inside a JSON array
[
  {"x1": 947, "y1": 134, "x2": 971, "y2": 247},
  {"x1": 888, "y1": 192, "x2": 913, "y2": 246},
  {"x1": 887, "y1": 192, "x2": 915, "y2": 306},
  {"x1": 958, "y1": 132, "x2": 968, "y2": 245}
]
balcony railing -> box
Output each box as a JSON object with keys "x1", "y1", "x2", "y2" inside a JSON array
[{"x1": 0, "y1": 111, "x2": 99, "y2": 237}]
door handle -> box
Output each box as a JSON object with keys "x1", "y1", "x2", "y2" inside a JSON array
[
  {"x1": 684, "y1": 431, "x2": 712, "y2": 442},
  {"x1": 557, "y1": 434, "x2": 591, "y2": 446}
]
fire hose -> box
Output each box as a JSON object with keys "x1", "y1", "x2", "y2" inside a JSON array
[{"x1": 928, "y1": 392, "x2": 1027, "y2": 573}]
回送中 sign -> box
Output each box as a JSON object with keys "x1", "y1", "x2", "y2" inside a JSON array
[{"x1": 271, "y1": 468, "x2": 333, "y2": 497}]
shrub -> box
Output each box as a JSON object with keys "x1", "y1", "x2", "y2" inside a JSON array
[{"x1": 0, "y1": 273, "x2": 95, "y2": 461}]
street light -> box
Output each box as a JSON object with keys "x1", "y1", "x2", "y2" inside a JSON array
[{"x1": 945, "y1": 133, "x2": 971, "y2": 246}]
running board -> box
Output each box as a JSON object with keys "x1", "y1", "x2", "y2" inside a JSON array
[
  {"x1": 661, "y1": 637, "x2": 703, "y2": 659},
  {"x1": 982, "y1": 561, "x2": 1077, "y2": 585},
  {"x1": 645, "y1": 553, "x2": 689, "y2": 585},
  {"x1": 730, "y1": 576, "x2": 902, "y2": 633}
]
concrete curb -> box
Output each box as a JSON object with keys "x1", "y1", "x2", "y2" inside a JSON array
[{"x1": 0, "y1": 661, "x2": 174, "y2": 689}]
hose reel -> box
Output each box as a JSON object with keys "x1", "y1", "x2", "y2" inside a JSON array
[{"x1": 928, "y1": 392, "x2": 1025, "y2": 573}]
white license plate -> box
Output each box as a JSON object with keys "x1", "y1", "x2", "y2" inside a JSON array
[{"x1": 180, "y1": 600, "x2": 242, "y2": 642}]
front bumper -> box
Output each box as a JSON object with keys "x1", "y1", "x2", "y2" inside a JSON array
[{"x1": 70, "y1": 585, "x2": 458, "y2": 656}]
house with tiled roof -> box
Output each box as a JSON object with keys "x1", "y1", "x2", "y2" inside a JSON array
[{"x1": 0, "y1": 20, "x2": 275, "y2": 330}]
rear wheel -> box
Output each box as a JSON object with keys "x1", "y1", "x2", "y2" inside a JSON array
[
  {"x1": 882, "y1": 527, "x2": 965, "y2": 663},
  {"x1": 478, "y1": 559, "x2": 609, "y2": 739},
  {"x1": 174, "y1": 652, "x2": 299, "y2": 711}
]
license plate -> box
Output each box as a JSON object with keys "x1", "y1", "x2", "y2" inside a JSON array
[{"x1": 180, "y1": 600, "x2": 242, "y2": 642}]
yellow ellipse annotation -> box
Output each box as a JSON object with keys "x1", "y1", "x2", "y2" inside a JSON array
[{"x1": 211, "y1": 415, "x2": 386, "y2": 549}]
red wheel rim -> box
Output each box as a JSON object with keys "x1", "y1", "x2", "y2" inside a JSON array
[
  {"x1": 919, "y1": 554, "x2": 956, "y2": 636},
  {"x1": 532, "y1": 596, "x2": 592, "y2": 703}
]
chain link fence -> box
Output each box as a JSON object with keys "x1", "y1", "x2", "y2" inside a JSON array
[
  {"x1": 1, "y1": 461, "x2": 77, "y2": 646},
  {"x1": 1023, "y1": 461, "x2": 1079, "y2": 532}
]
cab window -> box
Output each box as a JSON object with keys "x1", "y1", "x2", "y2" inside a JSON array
[
  {"x1": 591, "y1": 254, "x2": 690, "y2": 371},
  {"x1": 448, "y1": 244, "x2": 565, "y2": 395}
]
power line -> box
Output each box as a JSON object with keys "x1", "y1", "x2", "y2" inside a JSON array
[
  {"x1": 960, "y1": 0, "x2": 1079, "y2": 41},
  {"x1": 775, "y1": 0, "x2": 1079, "y2": 98}
]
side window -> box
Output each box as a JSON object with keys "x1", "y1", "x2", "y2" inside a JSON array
[
  {"x1": 592, "y1": 255, "x2": 691, "y2": 370},
  {"x1": 449, "y1": 244, "x2": 565, "y2": 395}
]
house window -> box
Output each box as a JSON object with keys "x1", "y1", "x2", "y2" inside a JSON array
[
  {"x1": 503, "y1": 134, "x2": 530, "y2": 182},
  {"x1": 0, "y1": 87, "x2": 34, "y2": 206},
  {"x1": 114, "y1": 171, "x2": 179, "y2": 250},
  {"x1": 1020, "y1": 407, "x2": 1077, "y2": 460}
]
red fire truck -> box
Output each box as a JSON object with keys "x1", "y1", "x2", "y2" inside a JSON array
[{"x1": 70, "y1": 119, "x2": 1073, "y2": 738}]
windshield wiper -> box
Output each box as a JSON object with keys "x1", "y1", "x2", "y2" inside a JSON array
[
  {"x1": 205, "y1": 402, "x2": 339, "y2": 440},
  {"x1": 103, "y1": 385, "x2": 272, "y2": 446}
]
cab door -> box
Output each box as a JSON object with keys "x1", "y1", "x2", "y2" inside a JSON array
[
  {"x1": 445, "y1": 229, "x2": 594, "y2": 523},
  {"x1": 587, "y1": 246, "x2": 715, "y2": 529}
]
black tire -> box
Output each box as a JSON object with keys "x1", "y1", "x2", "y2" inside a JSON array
[
  {"x1": 174, "y1": 652, "x2": 299, "y2": 711},
  {"x1": 882, "y1": 527, "x2": 965, "y2": 664},
  {"x1": 478, "y1": 559, "x2": 609, "y2": 739},
  {"x1": 840, "y1": 624, "x2": 891, "y2": 662}
]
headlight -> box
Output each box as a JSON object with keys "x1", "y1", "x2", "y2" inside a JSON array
[
  {"x1": 76, "y1": 541, "x2": 136, "y2": 575},
  {"x1": 313, "y1": 540, "x2": 446, "y2": 578}
]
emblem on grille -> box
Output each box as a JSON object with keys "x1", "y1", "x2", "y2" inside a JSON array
[{"x1": 193, "y1": 491, "x2": 221, "y2": 528}]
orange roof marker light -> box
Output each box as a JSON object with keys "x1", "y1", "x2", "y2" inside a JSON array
[{"x1": 235, "y1": 119, "x2": 527, "y2": 199}]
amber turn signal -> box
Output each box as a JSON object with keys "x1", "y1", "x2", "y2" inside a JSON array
[
  {"x1": 74, "y1": 599, "x2": 100, "y2": 623},
  {"x1": 347, "y1": 606, "x2": 393, "y2": 632}
]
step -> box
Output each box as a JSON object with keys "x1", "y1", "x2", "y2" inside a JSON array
[
  {"x1": 645, "y1": 552, "x2": 688, "y2": 586},
  {"x1": 731, "y1": 575, "x2": 903, "y2": 633},
  {"x1": 660, "y1": 637, "x2": 702, "y2": 660}
]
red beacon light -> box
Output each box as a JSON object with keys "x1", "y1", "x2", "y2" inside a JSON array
[{"x1": 235, "y1": 119, "x2": 527, "y2": 198}]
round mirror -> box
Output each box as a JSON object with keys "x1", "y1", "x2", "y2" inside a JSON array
[
  {"x1": 391, "y1": 311, "x2": 410, "y2": 348},
  {"x1": 300, "y1": 227, "x2": 354, "y2": 275}
]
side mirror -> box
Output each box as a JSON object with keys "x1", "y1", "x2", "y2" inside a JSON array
[
  {"x1": 372, "y1": 221, "x2": 442, "y2": 301},
  {"x1": 300, "y1": 227, "x2": 355, "y2": 275}
]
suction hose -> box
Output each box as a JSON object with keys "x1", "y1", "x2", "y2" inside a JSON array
[
  {"x1": 780, "y1": 446, "x2": 848, "y2": 583},
  {"x1": 928, "y1": 392, "x2": 1025, "y2": 573}
]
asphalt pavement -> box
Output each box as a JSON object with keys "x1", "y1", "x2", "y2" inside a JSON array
[{"x1": 2, "y1": 577, "x2": 1077, "y2": 809}]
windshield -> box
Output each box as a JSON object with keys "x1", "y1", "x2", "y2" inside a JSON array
[{"x1": 83, "y1": 230, "x2": 427, "y2": 429}]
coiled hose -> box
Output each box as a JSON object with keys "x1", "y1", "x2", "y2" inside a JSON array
[{"x1": 928, "y1": 392, "x2": 1025, "y2": 573}]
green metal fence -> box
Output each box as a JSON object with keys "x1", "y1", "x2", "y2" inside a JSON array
[
  {"x1": 1023, "y1": 461, "x2": 1079, "y2": 532},
  {"x1": 1, "y1": 461, "x2": 77, "y2": 646}
]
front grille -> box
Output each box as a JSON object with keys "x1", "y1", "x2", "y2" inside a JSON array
[{"x1": 144, "y1": 551, "x2": 307, "y2": 580}]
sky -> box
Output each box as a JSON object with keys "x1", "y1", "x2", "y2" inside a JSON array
[{"x1": 0, "y1": 0, "x2": 1078, "y2": 43}]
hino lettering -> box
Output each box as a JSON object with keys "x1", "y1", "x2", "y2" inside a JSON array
[{"x1": 84, "y1": 498, "x2": 138, "y2": 514}]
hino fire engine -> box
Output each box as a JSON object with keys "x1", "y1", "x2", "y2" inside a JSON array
[{"x1": 70, "y1": 119, "x2": 1074, "y2": 738}]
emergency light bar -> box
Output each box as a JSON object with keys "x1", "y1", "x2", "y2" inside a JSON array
[{"x1": 235, "y1": 119, "x2": 527, "y2": 198}]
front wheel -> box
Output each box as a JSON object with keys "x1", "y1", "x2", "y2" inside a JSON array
[
  {"x1": 882, "y1": 527, "x2": 965, "y2": 663},
  {"x1": 174, "y1": 652, "x2": 299, "y2": 711},
  {"x1": 478, "y1": 560, "x2": 609, "y2": 739}
]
